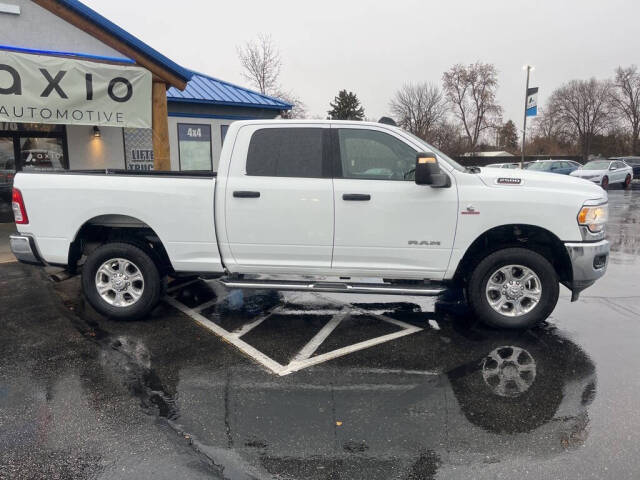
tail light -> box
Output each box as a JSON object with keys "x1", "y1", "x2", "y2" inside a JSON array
[{"x1": 12, "y1": 188, "x2": 28, "y2": 224}]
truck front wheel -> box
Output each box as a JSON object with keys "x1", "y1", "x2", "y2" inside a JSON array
[
  {"x1": 467, "y1": 248, "x2": 559, "y2": 329},
  {"x1": 82, "y1": 242, "x2": 163, "y2": 320}
]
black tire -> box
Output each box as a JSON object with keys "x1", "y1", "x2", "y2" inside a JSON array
[
  {"x1": 467, "y1": 248, "x2": 559, "y2": 329},
  {"x1": 82, "y1": 242, "x2": 163, "y2": 320},
  {"x1": 601, "y1": 176, "x2": 609, "y2": 190},
  {"x1": 623, "y1": 174, "x2": 632, "y2": 189}
]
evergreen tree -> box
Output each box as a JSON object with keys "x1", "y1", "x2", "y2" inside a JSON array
[
  {"x1": 328, "y1": 90, "x2": 365, "y2": 120},
  {"x1": 498, "y1": 120, "x2": 519, "y2": 151}
]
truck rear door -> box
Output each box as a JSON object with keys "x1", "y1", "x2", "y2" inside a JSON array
[{"x1": 221, "y1": 124, "x2": 334, "y2": 271}]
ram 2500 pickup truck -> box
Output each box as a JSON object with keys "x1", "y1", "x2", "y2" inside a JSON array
[{"x1": 10, "y1": 120, "x2": 610, "y2": 329}]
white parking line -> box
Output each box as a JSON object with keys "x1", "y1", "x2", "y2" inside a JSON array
[
  {"x1": 165, "y1": 296, "x2": 286, "y2": 375},
  {"x1": 165, "y1": 283, "x2": 426, "y2": 376},
  {"x1": 291, "y1": 313, "x2": 346, "y2": 362},
  {"x1": 279, "y1": 326, "x2": 422, "y2": 376},
  {"x1": 230, "y1": 311, "x2": 276, "y2": 338},
  {"x1": 193, "y1": 298, "x2": 219, "y2": 313}
]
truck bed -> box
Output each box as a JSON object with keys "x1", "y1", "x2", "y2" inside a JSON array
[{"x1": 13, "y1": 170, "x2": 224, "y2": 273}]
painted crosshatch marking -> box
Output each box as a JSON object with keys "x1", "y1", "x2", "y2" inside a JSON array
[{"x1": 166, "y1": 281, "x2": 426, "y2": 376}]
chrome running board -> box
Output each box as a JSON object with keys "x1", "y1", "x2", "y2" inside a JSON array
[{"x1": 218, "y1": 278, "x2": 447, "y2": 296}]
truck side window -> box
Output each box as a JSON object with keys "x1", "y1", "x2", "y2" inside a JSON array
[
  {"x1": 337, "y1": 129, "x2": 416, "y2": 180},
  {"x1": 246, "y1": 128, "x2": 324, "y2": 178}
]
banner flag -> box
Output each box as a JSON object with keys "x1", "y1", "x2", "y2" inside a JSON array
[
  {"x1": 526, "y1": 87, "x2": 538, "y2": 117},
  {"x1": 0, "y1": 50, "x2": 151, "y2": 128}
]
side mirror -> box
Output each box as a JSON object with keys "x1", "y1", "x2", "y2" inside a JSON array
[
  {"x1": 415, "y1": 152, "x2": 450, "y2": 188},
  {"x1": 609, "y1": 165, "x2": 616, "y2": 171}
]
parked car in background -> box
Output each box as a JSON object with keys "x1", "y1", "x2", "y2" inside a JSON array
[
  {"x1": 570, "y1": 159, "x2": 633, "y2": 189},
  {"x1": 526, "y1": 160, "x2": 582, "y2": 175},
  {"x1": 485, "y1": 162, "x2": 520, "y2": 169},
  {"x1": 611, "y1": 156, "x2": 640, "y2": 179}
]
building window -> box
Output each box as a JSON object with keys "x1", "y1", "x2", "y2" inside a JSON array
[
  {"x1": 0, "y1": 123, "x2": 68, "y2": 172},
  {"x1": 0, "y1": 123, "x2": 68, "y2": 223},
  {"x1": 178, "y1": 123, "x2": 212, "y2": 171},
  {"x1": 220, "y1": 125, "x2": 229, "y2": 145}
]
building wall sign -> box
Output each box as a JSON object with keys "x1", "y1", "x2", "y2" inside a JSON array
[
  {"x1": 123, "y1": 127, "x2": 153, "y2": 171},
  {"x1": 0, "y1": 50, "x2": 151, "y2": 128}
]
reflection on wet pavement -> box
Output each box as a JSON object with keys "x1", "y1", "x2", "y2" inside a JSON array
[
  {"x1": 0, "y1": 187, "x2": 638, "y2": 479},
  {"x1": 0, "y1": 264, "x2": 602, "y2": 479},
  {"x1": 606, "y1": 190, "x2": 640, "y2": 261}
]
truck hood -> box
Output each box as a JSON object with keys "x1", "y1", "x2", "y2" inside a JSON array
[{"x1": 477, "y1": 167, "x2": 606, "y2": 201}]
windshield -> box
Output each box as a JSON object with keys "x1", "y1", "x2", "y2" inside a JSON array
[
  {"x1": 400, "y1": 130, "x2": 467, "y2": 172},
  {"x1": 582, "y1": 160, "x2": 610, "y2": 170},
  {"x1": 527, "y1": 162, "x2": 552, "y2": 171}
]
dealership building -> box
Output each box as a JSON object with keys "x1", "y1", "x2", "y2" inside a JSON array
[{"x1": 0, "y1": 0, "x2": 291, "y2": 222}]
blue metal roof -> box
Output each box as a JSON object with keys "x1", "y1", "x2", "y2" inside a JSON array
[
  {"x1": 54, "y1": 0, "x2": 192, "y2": 83},
  {"x1": 167, "y1": 72, "x2": 293, "y2": 111}
]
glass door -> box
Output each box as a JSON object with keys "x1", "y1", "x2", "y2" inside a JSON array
[
  {"x1": 19, "y1": 136, "x2": 66, "y2": 171},
  {"x1": 0, "y1": 137, "x2": 16, "y2": 223},
  {"x1": 0, "y1": 123, "x2": 68, "y2": 223}
]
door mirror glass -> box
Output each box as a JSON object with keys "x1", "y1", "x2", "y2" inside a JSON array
[{"x1": 415, "y1": 152, "x2": 450, "y2": 188}]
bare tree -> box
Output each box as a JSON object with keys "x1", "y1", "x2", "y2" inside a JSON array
[
  {"x1": 549, "y1": 78, "x2": 613, "y2": 160},
  {"x1": 389, "y1": 82, "x2": 446, "y2": 141},
  {"x1": 430, "y1": 120, "x2": 467, "y2": 156},
  {"x1": 273, "y1": 89, "x2": 307, "y2": 119},
  {"x1": 442, "y1": 62, "x2": 503, "y2": 150},
  {"x1": 237, "y1": 34, "x2": 306, "y2": 118},
  {"x1": 611, "y1": 65, "x2": 640, "y2": 154},
  {"x1": 534, "y1": 107, "x2": 562, "y2": 140},
  {"x1": 237, "y1": 33, "x2": 282, "y2": 95}
]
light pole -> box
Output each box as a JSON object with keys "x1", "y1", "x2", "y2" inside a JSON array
[{"x1": 521, "y1": 65, "x2": 534, "y2": 169}]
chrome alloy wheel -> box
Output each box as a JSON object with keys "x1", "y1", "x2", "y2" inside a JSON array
[
  {"x1": 485, "y1": 265, "x2": 542, "y2": 317},
  {"x1": 95, "y1": 258, "x2": 144, "y2": 307},
  {"x1": 482, "y1": 346, "x2": 537, "y2": 397}
]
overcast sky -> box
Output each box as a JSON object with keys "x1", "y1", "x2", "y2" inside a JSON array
[{"x1": 84, "y1": 0, "x2": 637, "y2": 129}]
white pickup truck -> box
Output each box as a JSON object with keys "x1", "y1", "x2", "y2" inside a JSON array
[{"x1": 10, "y1": 120, "x2": 610, "y2": 329}]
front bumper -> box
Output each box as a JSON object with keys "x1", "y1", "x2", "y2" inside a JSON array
[
  {"x1": 9, "y1": 234, "x2": 44, "y2": 265},
  {"x1": 564, "y1": 239, "x2": 609, "y2": 299}
]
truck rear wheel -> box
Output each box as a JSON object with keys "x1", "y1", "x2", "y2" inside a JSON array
[
  {"x1": 467, "y1": 248, "x2": 559, "y2": 329},
  {"x1": 82, "y1": 242, "x2": 163, "y2": 320}
]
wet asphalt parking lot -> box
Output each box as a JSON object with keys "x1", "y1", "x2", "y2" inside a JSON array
[{"x1": 1, "y1": 184, "x2": 639, "y2": 480}]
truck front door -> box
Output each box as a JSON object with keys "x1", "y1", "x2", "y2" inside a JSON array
[
  {"x1": 331, "y1": 126, "x2": 458, "y2": 279},
  {"x1": 223, "y1": 124, "x2": 334, "y2": 271}
]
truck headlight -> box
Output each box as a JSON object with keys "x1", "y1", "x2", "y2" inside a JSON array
[{"x1": 578, "y1": 203, "x2": 608, "y2": 233}]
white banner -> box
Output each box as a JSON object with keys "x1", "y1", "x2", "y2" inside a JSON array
[{"x1": 0, "y1": 50, "x2": 151, "y2": 128}]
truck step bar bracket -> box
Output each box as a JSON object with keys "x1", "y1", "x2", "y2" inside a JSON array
[{"x1": 218, "y1": 278, "x2": 447, "y2": 296}]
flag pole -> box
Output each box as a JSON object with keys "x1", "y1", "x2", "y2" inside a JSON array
[{"x1": 521, "y1": 65, "x2": 532, "y2": 169}]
